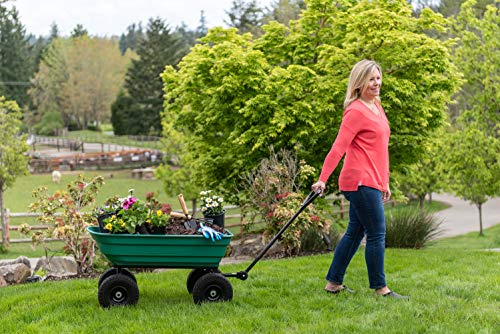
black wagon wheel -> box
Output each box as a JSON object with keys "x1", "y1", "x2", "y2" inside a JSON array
[
  {"x1": 98, "y1": 273, "x2": 139, "y2": 308},
  {"x1": 98, "y1": 268, "x2": 136, "y2": 287},
  {"x1": 186, "y1": 268, "x2": 220, "y2": 294},
  {"x1": 192, "y1": 273, "x2": 233, "y2": 304}
]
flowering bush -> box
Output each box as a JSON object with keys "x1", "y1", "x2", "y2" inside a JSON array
[
  {"x1": 263, "y1": 192, "x2": 332, "y2": 255},
  {"x1": 98, "y1": 190, "x2": 171, "y2": 234},
  {"x1": 199, "y1": 190, "x2": 224, "y2": 216},
  {"x1": 25, "y1": 175, "x2": 105, "y2": 274}
]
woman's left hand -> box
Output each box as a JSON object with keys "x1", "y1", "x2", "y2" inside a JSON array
[{"x1": 382, "y1": 187, "x2": 391, "y2": 203}]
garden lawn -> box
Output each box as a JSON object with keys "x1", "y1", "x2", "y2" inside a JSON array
[{"x1": 1, "y1": 234, "x2": 498, "y2": 333}]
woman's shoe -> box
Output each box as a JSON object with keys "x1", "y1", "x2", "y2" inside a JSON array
[
  {"x1": 381, "y1": 291, "x2": 409, "y2": 300},
  {"x1": 325, "y1": 285, "x2": 355, "y2": 294}
]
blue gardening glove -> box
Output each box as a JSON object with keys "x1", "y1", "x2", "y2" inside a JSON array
[{"x1": 198, "y1": 223, "x2": 223, "y2": 242}]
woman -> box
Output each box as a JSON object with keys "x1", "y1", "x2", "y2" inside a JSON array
[{"x1": 312, "y1": 59, "x2": 408, "y2": 299}]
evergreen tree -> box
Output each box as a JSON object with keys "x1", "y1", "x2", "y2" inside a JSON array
[
  {"x1": 71, "y1": 24, "x2": 88, "y2": 38},
  {"x1": 225, "y1": 0, "x2": 265, "y2": 36},
  {"x1": 0, "y1": 2, "x2": 32, "y2": 108},
  {"x1": 119, "y1": 23, "x2": 144, "y2": 54},
  {"x1": 112, "y1": 18, "x2": 183, "y2": 135},
  {"x1": 196, "y1": 10, "x2": 208, "y2": 38},
  {"x1": 263, "y1": 0, "x2": 305, "y2": 26}
]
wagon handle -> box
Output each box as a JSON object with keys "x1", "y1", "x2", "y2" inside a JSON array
[{"x1": 226, "y1": 189, "x2": 322, "y2": 281}]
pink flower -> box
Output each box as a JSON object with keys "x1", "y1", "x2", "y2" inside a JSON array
[{"x1": 122, "y1": 197, "x2": 137, "y2": 210}]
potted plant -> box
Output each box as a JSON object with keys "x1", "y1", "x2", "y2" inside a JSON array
[
  {"x1": 96, "y1": 190, "x2": 171, "y2": 234},
  {"x1": 199, "y1": 190, "x2": 225, "y2": 228},
  {"x1": 94, "y1": 195, "x2": 121, "y2": 233}
]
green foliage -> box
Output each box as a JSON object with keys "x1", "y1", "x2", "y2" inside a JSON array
[
  {"x1": 452, "y1": 0, "x2": 499, "y2": 136},
  {"x1": 25, "y1": 175, "x2": 105, "y2": 274},
  {"x1": 0, "y1": 97, "x2": 29, "y2": 248},
  {"x1": 30, "y1": 36, "x2": 132, "y2": 130},
  {"x1": 225, "y1": 0, "x2": 265, "y2": 36},
  {"x1": 441, "y1": 122, "x2": 500, "y2": 235},
  {"x1": 113, "y1": 18, "x2": 188, "y2": 136},
  {"x1": 33, "y1": 111, "x2": 64, "y2": 136},
  {"x1": 0, "y1": 97, "x2": 29, "y2": 192},
  {"x1": 385, "y1": 208, "x2": 443, "y2": 248},
  {"x1": 162, "y1": 0, "x2": 460, "y2": 198},
  {"x1": 395, "y1": 127, "x2": 448, "y2": 211},
  {"x1": 0, "y1": 3, "x2": 32, "y2": 107}
]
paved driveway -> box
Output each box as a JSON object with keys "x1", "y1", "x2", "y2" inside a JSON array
[{"x1": 432, "y1": 193, "x2": 500, "y2": 238}]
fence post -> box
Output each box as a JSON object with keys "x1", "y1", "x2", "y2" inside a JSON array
[
  {"x1": 5, "y1": 209, "x2": 9, "y2": 248},
  {"x1": 240, "y1": 215, "x2": 247, "y2": 234},
  {"x1": 339, "y1": 198, "x2": 345, "y2": 220}
]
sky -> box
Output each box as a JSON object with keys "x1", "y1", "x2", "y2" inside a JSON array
[{"x1": 11, "y1": 0, "x2": 273, "y2": 37}]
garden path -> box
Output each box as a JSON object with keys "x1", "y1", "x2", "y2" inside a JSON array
[{"x1": 432, "y1": 193, "x2": 500, "y2": 238}]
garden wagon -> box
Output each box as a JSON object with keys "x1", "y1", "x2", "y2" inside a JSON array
[{"x1": 87, "y1": 190, "x2": 321, "y2": 307}]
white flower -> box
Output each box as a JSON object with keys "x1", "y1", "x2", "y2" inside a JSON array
[
  {"x1": 202, "y1": 207, "x2": 207, "y2": 212},
  {"x1": 218, "y1": 197, "x2": 224, "y2": 203},
  {"x1": 213, "y1": 202, "x2": 219, "y2": 207},
  {"x1": 206, "y1": 198, "x2": 212, "y2": 203}
]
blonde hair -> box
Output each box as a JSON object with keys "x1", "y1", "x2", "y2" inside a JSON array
[{"x1": 344, "y1": 60, "x2": 382, "y2": 109}]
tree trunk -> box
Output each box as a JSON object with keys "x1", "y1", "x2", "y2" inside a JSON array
[
  {"x1": 477, "y1": 203, "x2": 484, "y2": 236},
  {"x1": 0, "y1": 189, "x2": 6, "y2": 249},
  {"x1": 191, "y1": 198, "x2": 197, "y2": 216},
  {"x1": 419, "y1": 194, "x2": 425, "y2": 215},
  {"x1": 428, "y1": 193, "x2": 433, "y2": 204}
]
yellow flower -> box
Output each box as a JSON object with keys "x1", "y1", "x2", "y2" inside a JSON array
[
  {"x1": 146, "y1": 219, "x2": 151, "y2": 224},
  {"x1": 105, "y1": 223, "x2": 112, "y2": 230},
  {"x1": 156, "y1": 210, "x2": 163, "y2": 216}
]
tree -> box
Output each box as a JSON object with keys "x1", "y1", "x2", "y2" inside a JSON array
[
  {"x1": 30, "y1": 36, "x2": 133, "y2": 130},
  {"x1": 0, "y1": 2, "x2": 32, "y2": 108},
  {"x1": 71, "y1": 24, "x2": 88, "y2": 38},
  {"x1": 111, "y1": 18, "x2": 184, "y2": 136},
  {"x1": 439, "y1": 0, "x2": 500, "y2": 236},
  {"x1": 396, "y1": 128, "x2": 448, "y2": 213},
  {"x1": 161, "y1": 0, "x2": 460, "y2": 201},
  {"x1": 225, "y1": 0, "x2": 265, "y2": 36},
  {"x1": 263, "y1": 0, "x2": 305, "y2": 26},
  {"x1": 451, "y1": 0, "x2": 499, "y2": 136},
  {"x1": 119, "y1": 23, "x2": 144, "y2": 54},
  {"x1": 442, "y1": 122, "x2": 500, "y2": 236},
  {"x1": 0, "y1": 97, "x2": 29, "y2": 250}
]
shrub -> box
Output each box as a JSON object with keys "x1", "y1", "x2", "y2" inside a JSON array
[
  {"x1": 239, "y1": 147, "x2": 333, "y2": 254},
  {"x1": 24, "y1": 175, "x2": 105, "y2": 274},
  {"x1": 385, "y1": 208, "x2": 442, "y2": 249}
]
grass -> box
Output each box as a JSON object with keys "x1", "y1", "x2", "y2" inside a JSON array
[
  {"x1": 429, "y1": 224, "x2": 500, "y2": 250},
  {"x1": 62, "y1": 130, "x2": 161, "y2": 150},
  {"x1": 0, "y1": 227, "x2": 499, "y2": 333}
]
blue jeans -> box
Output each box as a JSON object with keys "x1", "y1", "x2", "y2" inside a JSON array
[{"x1": 326, "y1": 186, "x2": 387, "y2": 289}]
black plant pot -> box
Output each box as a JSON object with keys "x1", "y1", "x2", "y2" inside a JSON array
[
  {"x1": 150, "y1": 225, "x2": 166, "y2": 235},
  {"x1": 96, "y1": 213, "x2": 114, "y2": 233},
  {"x1": 135, "y1": 223, "x2": 150, "y2": 235},
  {"x1": 203, "y1": 211, "x2": 225, "y2": 228}
]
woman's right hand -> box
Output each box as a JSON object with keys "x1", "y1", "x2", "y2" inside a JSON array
[{"x1": 311, "y1": 180, "x2": 326, "y2": 194}]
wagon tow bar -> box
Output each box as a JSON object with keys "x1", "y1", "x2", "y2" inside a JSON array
[{"x1": 224, "y1": 189, "x2": 322, "y2": 281}]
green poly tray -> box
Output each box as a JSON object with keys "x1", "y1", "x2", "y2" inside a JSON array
[{"x1": 87, "y1": 226, "x2": 233, "y2": 268}]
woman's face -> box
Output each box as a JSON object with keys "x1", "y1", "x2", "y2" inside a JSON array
[{"x1": 361, "y1": 67, "x2": 382, "y2": 101}]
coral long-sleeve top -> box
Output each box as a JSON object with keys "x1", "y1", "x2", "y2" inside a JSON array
[{"x1": 319, "y1": 100, "x2": 390, "y2": 192}]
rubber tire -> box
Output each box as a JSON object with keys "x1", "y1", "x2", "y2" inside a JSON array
[
  {"x1": 98, "y1": 273, "x2": 139, "y2": 308},
  {"x1": 192, "y1": 273, "x2": 233, "y2": 304},
  {"x1": 186, "y1": 268, "x2": 220, "y2": 294},
  {"x1": 98, "y1": 268, "x2": 136, "y2": 287}
]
